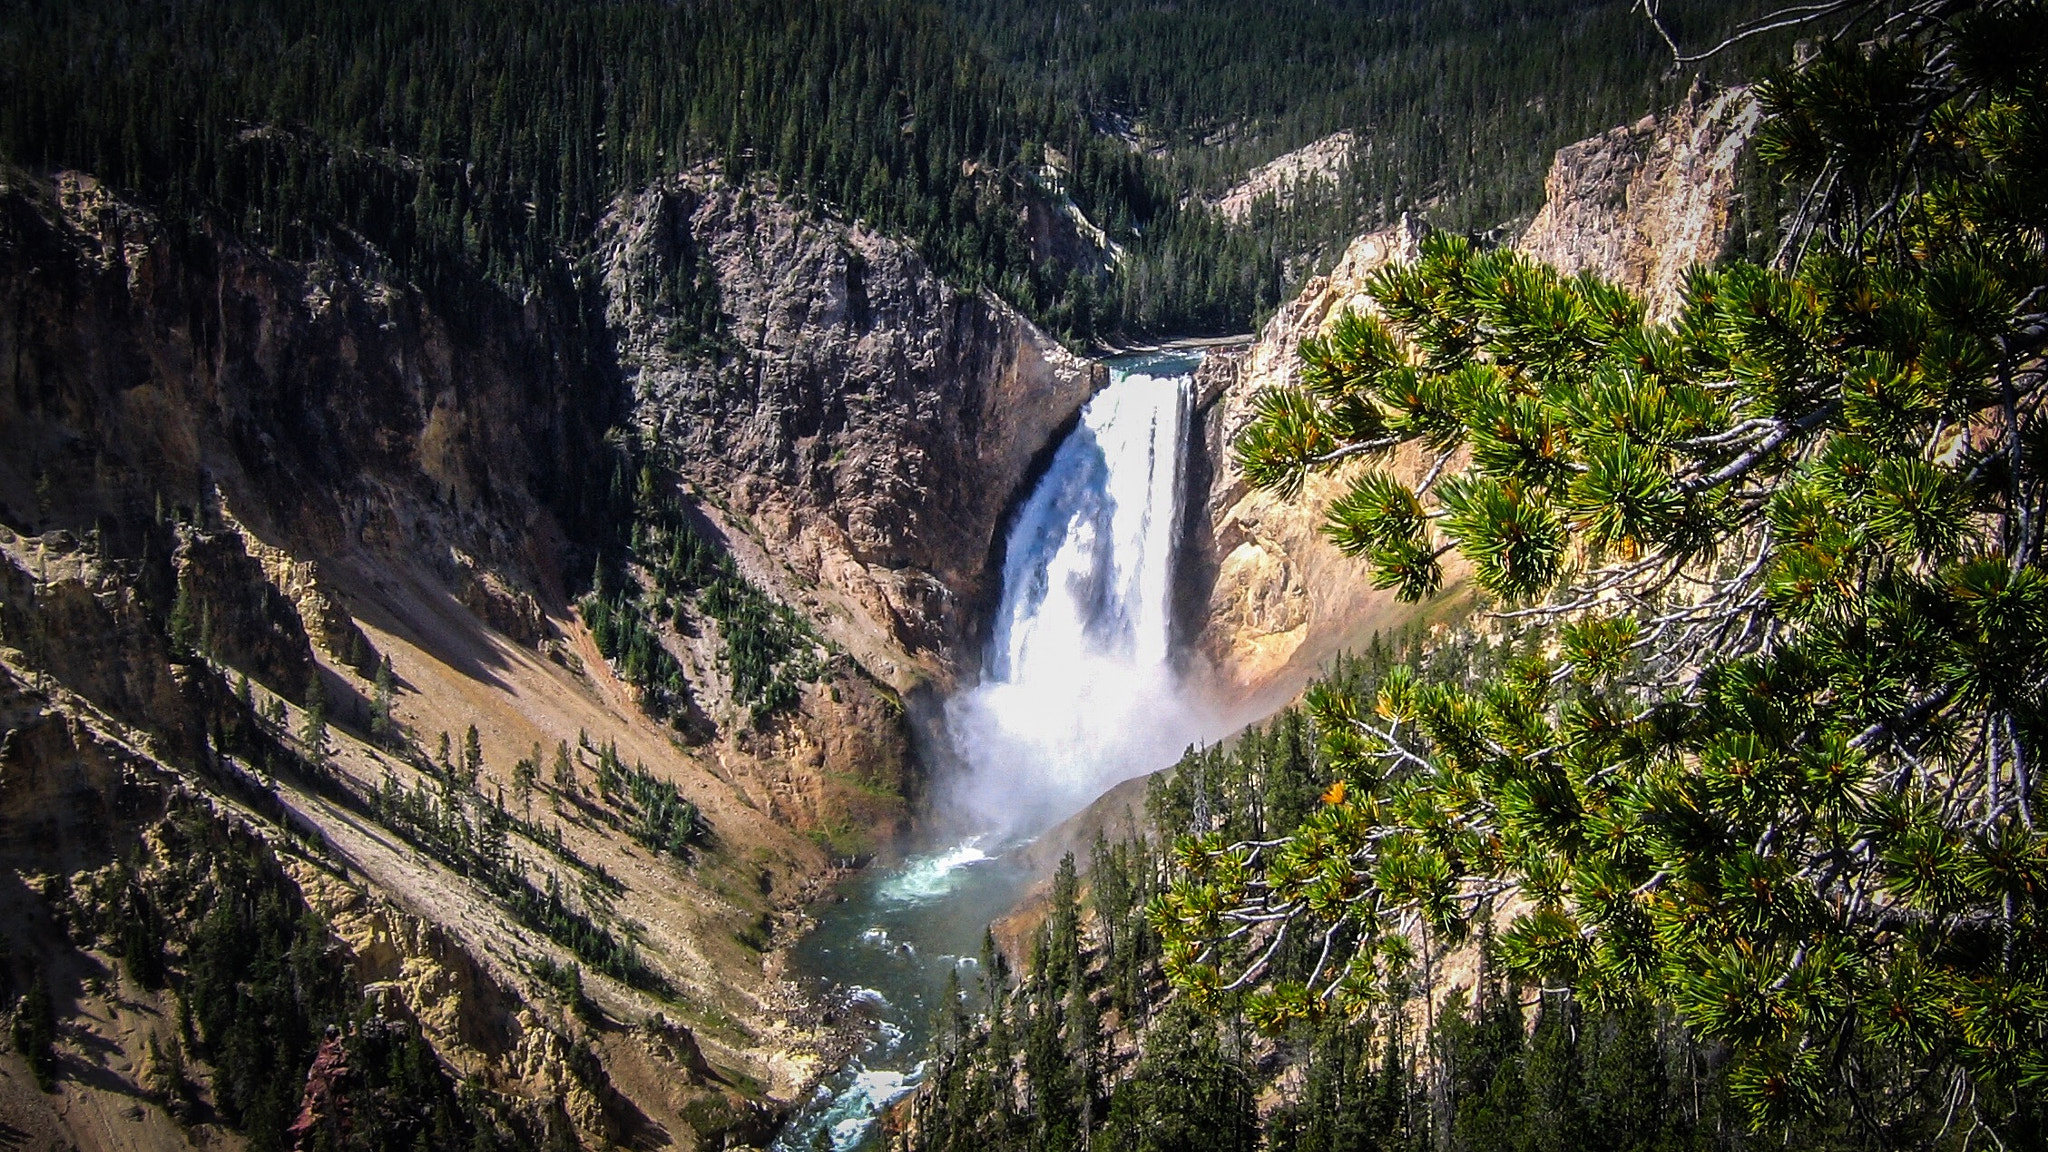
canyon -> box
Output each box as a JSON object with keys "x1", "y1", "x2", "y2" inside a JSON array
[{"x1": 0, "y1": 76, "x2": 1763, "y2": 1150}]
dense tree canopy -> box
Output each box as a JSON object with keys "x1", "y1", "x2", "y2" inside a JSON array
[
  {"x1": 1163, "y1": 0, "x2": 2048, "y2": 1138},
  {"x1": 0, "y1": 0, "x2": 1137, "y2": 330},
  {"x1": 0, "y1": 0, "x2": 1792, "y2": 340}
]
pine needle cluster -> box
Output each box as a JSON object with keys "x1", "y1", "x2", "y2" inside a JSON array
[{"x1": 1158, "y1": 2, "x2": 2048, "y2": 1137}]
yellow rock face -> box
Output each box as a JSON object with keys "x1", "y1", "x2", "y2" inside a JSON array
[{"x1": 1192, "y1": 84, "x2": 1760, "y2": 705}]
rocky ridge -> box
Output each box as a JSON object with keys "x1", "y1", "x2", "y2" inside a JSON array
[
  {"x1": 1518, "y1": 83, "x2": 1762, "y2": 324},
  {"x1": 1209, "y1": 130, "x2": 1358, "y2": 225},
  {"x1": 1189, "y1": 84, "x2": 1763, "y2": 704},
  {"x1": 599, "y1": 169, "x2": 1105, "y2": 689},
  {"x1": 0, "y1": 71, "x2": 1770, "y2": 1149}
]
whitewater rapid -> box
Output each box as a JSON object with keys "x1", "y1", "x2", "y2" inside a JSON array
[{"x1": 942, "y1": 362, "x2": 1199, "y2": 830}]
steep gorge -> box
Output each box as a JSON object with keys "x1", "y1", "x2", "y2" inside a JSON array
[
  {"x1": 0, "y1": 71, "x2": 1771, "y2": 1151},
  {"x1": 0, "y1": 159, "x2": 1102, "y2": 1147}
]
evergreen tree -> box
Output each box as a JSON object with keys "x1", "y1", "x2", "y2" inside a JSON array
[
  {"x1": 299, "y1": 672, "x2": 330, "y2": 766},
  {"x1": 512, "y1": 743, "x2": 540, "y2": 817},
  {"x1": 370, "y1": 655, "x2": 396, "y2": 746},
  {"x1": 0, "y1": 0, "x2": 1797, "y2": 342},
  {"x1": 1160, "y1": 1, "x2": 2048, "y2": 1138},
  {"x1": 552, "y1": 740, "x2": 576, "y2": 791},
  {"x1": 1095, "y1": 1002, "x2": 1258, "y2": 1152},
  {"x1": 10, "y1": 968, "x2": 57, "y2": 1092},
  {"x1": 168, "y1": 569, "x2": 199, "y2": 654},
  {"x1": 979, "y1": 925, "x2": 1010, "y2": 1012}
]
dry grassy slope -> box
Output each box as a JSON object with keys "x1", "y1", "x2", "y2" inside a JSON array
[
  {"x1": 0, "y1": 675, "x2": 774, "y2": 1152},
  {"x1": 0, "y1": 520, "x2": 835, "y2": 1148}
]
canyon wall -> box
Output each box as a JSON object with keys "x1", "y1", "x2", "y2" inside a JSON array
[
  {"x1": 598, "y1": 170, "x2": 1104, "y2": 688},
  {"x1": 1186, "y1": 220, "x2": 1444, "y2": 706},
  {"x1": 0, "y1": 161, "x2": 1103, "y2": 1145},
  {"x1": 0, "y1": 73, "x2": 1768, "y2": 1146},
  {"x1": 1191, "y1": 84, "x2": 1761, "y2": 703},
  {"x1": 1519, "y1": 83, "x2": 1763, "y2": 324}
]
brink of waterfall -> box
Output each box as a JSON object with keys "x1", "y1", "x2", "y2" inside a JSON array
[{"x1": 942, "y1": 354, "x2": 1209, "y2": 832}]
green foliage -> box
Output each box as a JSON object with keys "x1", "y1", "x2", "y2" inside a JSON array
[
  {"x1": 369, "y1": 766, "x2": 659, "y2": 992},
  {"x1": 10, "y1": 968, "x2": 57, "y2": 1092},
  {"x1": 588, "y1": 444, "x2": 827, "y2": 728},
  {"x1": 0, "y1": 0, "x2": 1139, "y2": 335},
  {"x1": 92, "y1": 810, "x2": 515, "y2": 1151},
  {"x1": 551, "y1": 740, "x2": 576, "y2": 791},
  {"x1": 299, "y1": 672, "x2": 330, "y2": 766},
  {"x1": 117, "y1": 869, "x2": 168, "y2": 991},
  {"x1": 461, "y1": 724, "x2": 483, "y2": 790},
  {"x1": 0, "y1": 0, "x2": 1799, "y2": 344},
  {"x1": 1093, "y1": 1002, "x2": 1258, "y2": 1152},
  {"x1": 511, "y1": 744, "x2": 539, "y2": 814},
  {"x1": 168, "y1": 569, "x2": 202, "y2": 654},
  {"x1": 181, "y1": 854, "x2": 351, "y2": 1139},
  {"x1": 591, "y1": 741, "x2": 703, "y2": 862},
  {"x1": 950, "y1": 0, "x2": 1795, "y2": 335},
  {"x1": 369, "y1": 656, "x2": 397, "y2": 748},
  {"x1": 917, "y1": 650, "x2": 1893, "y2": 1151},
  {"x1": 911, "y1": 834, "x2": 1176, "y2": 1152},
  {"x1": 581, "y1": 582, "x2": 700, "y2": 727},
  {"x1": 531, "y1": 956, "x2": 594, "y2": 1021},
  {"x1": 1190, "y1": 4, "x2": 2048, "y2": 1138}
]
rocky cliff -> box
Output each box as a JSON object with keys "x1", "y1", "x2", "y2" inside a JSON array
[
  {"x1": 1190, "y1": 84, "x2": 1762, "y2": 703},
  {"x1": 1210, "y1": 130, "x2": 1358, "y2": 226},
  {"x1": 1185, "y1": 220, "x2": 1456, "y2": 706},
  {"x1": 1518, "y1": 83, "x2": 1761, "y2": 323},
  {"x1": 598, "y1": 170, "x2": 1104, "y2": 688}
]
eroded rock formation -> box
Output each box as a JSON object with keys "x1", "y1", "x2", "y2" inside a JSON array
[
  {"x1": 598, "y1": 170, "x2": 1104, "y2": 685},
  {"x1": 0, "y1": 161, "x2": 1069, "y2": 1145},
  {"x1": 1518, "y1": 83, "x2": 1761, "y2": 322},
  {"x1": 1191, "y1": 85, "x2": 1763, "y2": 703}
]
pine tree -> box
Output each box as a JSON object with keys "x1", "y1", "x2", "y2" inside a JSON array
[
  {"x1": 167, "y1": 569, "x2": 199, "y2": 653},
  {"x1": 1162, "y1": 2, "x2": 2048, "y2": 1138},
  {"x1": 11, "y1": 968, "x2": 57, "y2": 1092},
  {"x1": 512, "y1": 743, "x2": 539, "y2": 817},
  {"x1": 299, "y1": 672, "x2": 330, "y2": 766},
  {"x1": 370, "y1": 655, "x2": 397, "y2": 746},
  {"x1": 552, "y1": 740, "x2": 576, "y2": 791},
  {"x1": 979, "y1": 925, "x2": 1009, "y2": 1012}
]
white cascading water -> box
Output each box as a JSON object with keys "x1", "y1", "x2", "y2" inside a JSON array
[
  {"x1": 943, "y1": 361, "x2": 1201, "y2": 831},
  {"x1": 773, "y1": 357, "x2": 1212, "y2": 1152}
]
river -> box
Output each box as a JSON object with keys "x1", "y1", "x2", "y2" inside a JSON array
[{"x1": 769, "y1": 351, "x2": 1213, "y2": 1151}]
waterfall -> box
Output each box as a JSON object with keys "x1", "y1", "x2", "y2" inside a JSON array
[
  {"x1": 943, "y1": 356, "x2": 1203, "y2": 831},
  {"x1": 772, "y1": 354, "x2": 1212, "y2": 1152}
]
